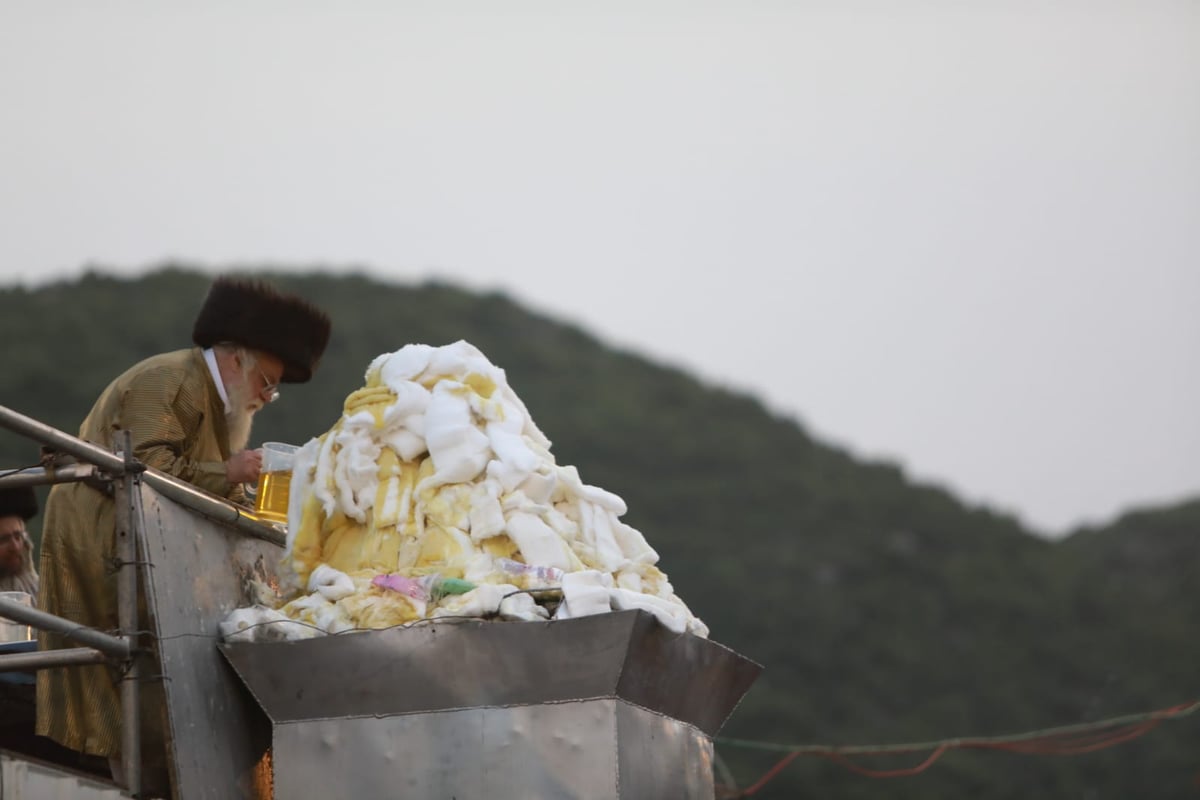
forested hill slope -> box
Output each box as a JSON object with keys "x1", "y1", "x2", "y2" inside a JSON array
[{"x1": 1, "y1": 267, "x2": 1196, "y2": 798}]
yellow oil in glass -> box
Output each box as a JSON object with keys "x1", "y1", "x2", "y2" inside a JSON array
[{"x1": 254, "y1": 470, "x2": 292, "y2": 525}]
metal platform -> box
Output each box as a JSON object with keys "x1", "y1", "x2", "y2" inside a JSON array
[
  {"x1": 0, "y1": 403, "x2": 761, "y2": 800},
  {"x1": 221, "y1": 610, "x2": 760, "y2": 798}
]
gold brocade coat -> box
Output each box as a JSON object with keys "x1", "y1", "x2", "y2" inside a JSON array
[{"x1": 36, "y1": 348, "x2": 241, "y2": 758}]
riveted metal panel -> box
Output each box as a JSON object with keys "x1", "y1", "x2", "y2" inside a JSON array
[
  {"x1": 221, "y1": 610, "x2": 760, "y2": 736},
  {"x1": 269, "y1": 700, "x2": 717, "y2": 799},
  {"x1": 616, "y1": 702, "x2": 714, "y2": 799},
  {"x1": 137, "y1": 481, "x2": 282, "y2": 800},
  {"x1": 614, "y1": 612, "x2": 761, "y2": 736},
  {"x1": 272, "y1": 700, "x2": 628, "y2": 799}
]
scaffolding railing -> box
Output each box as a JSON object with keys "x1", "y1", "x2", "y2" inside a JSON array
[{"x1": 0, "y1": 403, "x2": 282, "y2": 798}]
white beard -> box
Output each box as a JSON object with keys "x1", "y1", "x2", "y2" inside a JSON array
[
  {"x1": 225, "y1": 378, "x2": 263, "y2": 452},
  {"x1": 226, "y1": 408, "x2": 254, "y2": 453}
]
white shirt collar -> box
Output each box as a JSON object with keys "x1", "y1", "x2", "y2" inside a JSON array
[{"x1": 202, "y1": 348, "x2": 232, "y2": 414}]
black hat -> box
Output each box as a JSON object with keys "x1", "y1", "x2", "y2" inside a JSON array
[
  {"x1": 192, "y1": 276, "x2": 332, "y2": 383},
  {"x1": 0, "y1": 486, "x2": 37, "y2": 521}
]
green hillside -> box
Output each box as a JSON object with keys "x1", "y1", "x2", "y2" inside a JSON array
[{"x1": 1, "y1": 267, "x2": 1196, "y2": 798}]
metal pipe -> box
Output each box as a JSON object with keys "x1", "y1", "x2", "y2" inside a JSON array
[
  {"x1": 0, "y1": 647, "x2": 109, "y2": 672},
  {"x1": 0, "y1": 463, "x2": 98, "y2": 488},
  {"x1": 142, "y1": 470, "x2": 286, "y2": 546},
  {"x1": 0, "y1": 405, "x2": 127, "y2": 473},
  {"x1": 0, "y1": 598, "x2": 130, "y2": 658},
  {"x1": 116, "y1": 434, "x2": 142, "y2": 800},
  {"x1": 0, "y1": 403, "x2": 283, "y2": 546},
  {"x1": 0, "y1": 403, "x2": 285, "y2": 796}
]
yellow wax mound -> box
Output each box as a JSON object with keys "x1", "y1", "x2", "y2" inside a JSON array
[{"x1": 232, "y1": 340, "x2": 707, "y2": 642}]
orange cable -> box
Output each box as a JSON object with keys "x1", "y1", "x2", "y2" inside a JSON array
[
  {"x1": 738, "y1": 751, "x2": 802, "y2": 796},
  {"x1": 820, "y1": 743, "x2": 951, "y2": 779},
  {"x1": 727, "y1": 699, "x2": 1200, "y2": 796}
]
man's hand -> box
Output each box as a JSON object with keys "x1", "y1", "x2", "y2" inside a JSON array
[{"x1": 226, "y1": 448, "x2": 263, "y2": 485}]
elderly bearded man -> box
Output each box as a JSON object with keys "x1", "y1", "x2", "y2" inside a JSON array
[
  {"x1": 0, "y1": 485, "x2": 39, "y2": 595},
  {"x1": 36, "y1": 275, "x2": 331, "y2": 790}
]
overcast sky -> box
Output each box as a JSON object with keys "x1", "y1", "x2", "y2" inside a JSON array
[{"x1": 1, "y1": 1, "x2": 1196, "y2": 535}]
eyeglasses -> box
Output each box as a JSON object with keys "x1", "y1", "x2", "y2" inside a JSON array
[
  {"x1": 250, "y1": 358, "x2": 281, "y2": 404},
  {"x1": 0, "y1": 531, "x2": 24, "y2": 547},
  {"x1": 253, "y1": 359, "x2": 280, "y2": 402}
]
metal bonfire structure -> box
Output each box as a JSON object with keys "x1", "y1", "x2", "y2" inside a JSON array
[{"x1": 0, "y1": 404, "x2": 761, "y2": 799}]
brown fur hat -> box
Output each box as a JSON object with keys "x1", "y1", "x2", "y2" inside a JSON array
[
  {"x1": 0, "y1": 486, "x2": 37, "y2": 521},
  {"x1": 192, "y1": 276, "x2": 332, "y2": 383}
]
